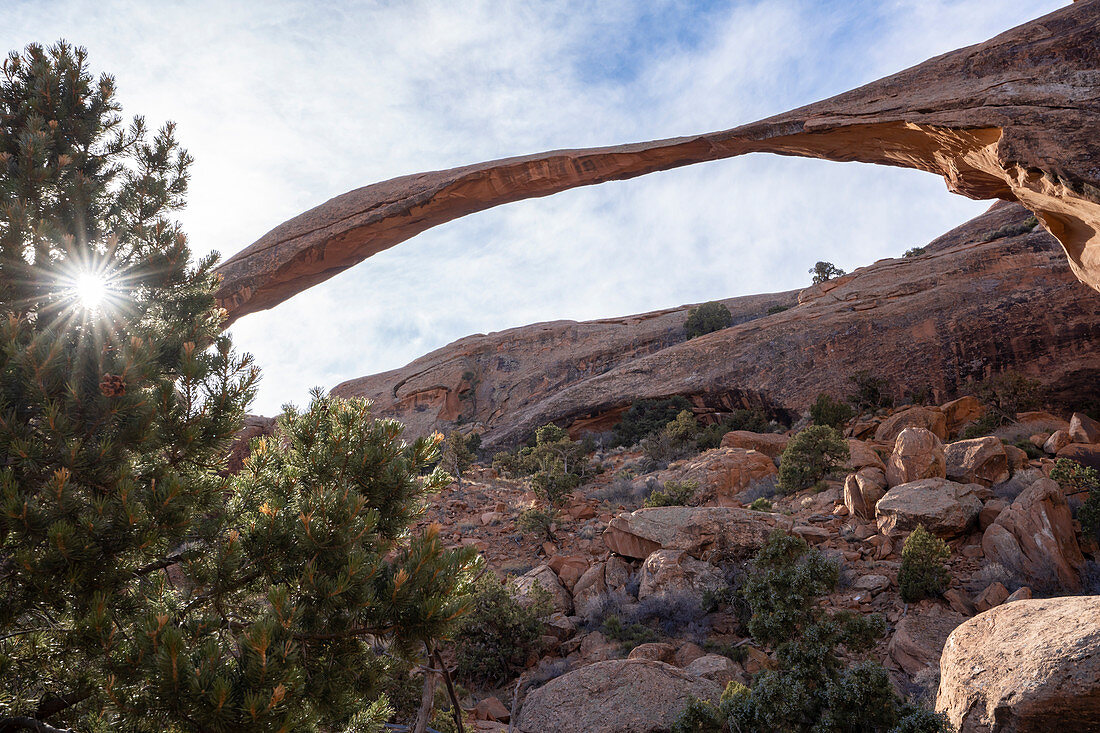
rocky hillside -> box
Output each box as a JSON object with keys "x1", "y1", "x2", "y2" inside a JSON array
[{"x1": 333, "y1": 203, "x2": 1100, "y2": 450}]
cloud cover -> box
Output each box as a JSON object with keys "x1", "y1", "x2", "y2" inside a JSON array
[{"x1": 2, "y1": 0, "x2": 1066, "y2": 413}]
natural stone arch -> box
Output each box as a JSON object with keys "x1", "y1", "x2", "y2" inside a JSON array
[{"x1": 215, "y1": 0, "x2": 1100, "y2": 324}]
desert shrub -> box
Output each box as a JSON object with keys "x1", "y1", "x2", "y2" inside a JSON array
[
  {"x1": 966, "y1": 561, "x2": 1022, "y2": 594},
  {"x1": 644, "y1": 480, "x2": 699, "y2": 508},
  {"x1": 903, "y1": 246, "x2": 926, "y2": 258},
  {"x1": 601, "y1": 614, "x2": 658, "y2": 651},
  {"x1": 974, "y1": 370, "x2": 1044, "y2": 424},
  {"x1": 898, "y1": 525, "x2": 951, "y2": 602},
  {"x1": 685, "y1": 301, "x2": 734, "y2": 339},
  {"x1": 439, "y1": 430, "x2": 479, "y2": 485},
  {"x1": 767, "y1": 303, "x2": 792, "y2": 315},
  {"x1": 1014, "y1": 439, "x2": 1044, "y2": 460},
  {"x1": 1050, "y1": 458, "x2": 1100, "y2": 539},
  {"x1": 694, "y1": 408, "x2": 780, "y2": 451},
  {"x1": 809, "y1": 261, "x2": 846, "y2": 284},
  {"x1": 501, "y1": 423, "x2": 591, "y2": 506},
  {"x1": 848, "y1": 370, "x2": 895, "y2": 412},
  {"x1": 632, "y1": 591, "x2": 711, "y2": 638},
  {"x1": 588, "y1": 476, "x2": 650, "y2": 506},
  {"x1": 614, "y1": 396, "x2": 694, "y2": 446},
  {"x1": 777, "y1": 425, "x2": 850, "y2": 494},
  {"x1": 983, "y1": 215, "x2": 1038, "y2": 242},
  {"x1": 810, "y1": 392, "x2": 855, "y2": 429},
  {"x1": 454, "y1": 574, "x2": 549, "y2": 688},
  {"x1": 739, "y1": 475, "x2": 779, "y2": 505},
  {"x1": 749, "y1": 497, "x2": 773, "y2": 512},
  {"x1": 517, "y1": 507, "x2": 558, "y2": 540},
  {"x1": 959, "y1": 413, "x2": 1001, "y2": 439}
]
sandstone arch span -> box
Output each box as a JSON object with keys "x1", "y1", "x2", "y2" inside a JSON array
[{"x1": 215, "y1": 0, "x2": 1100, "y2": 324}]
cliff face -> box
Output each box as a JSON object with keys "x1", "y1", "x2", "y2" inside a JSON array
[
  {"x1": 216, "y1": 0, "x2": 1100, "y2": 323},
  {"x1": 332, "y1": 203, "x2": 1100, "y2": 449}
]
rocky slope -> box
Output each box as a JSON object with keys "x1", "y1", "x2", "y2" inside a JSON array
[
  {"x1": 333, "y1": 203, "x2": 1100, "y2": 450},
  {"x1": 215, "y1": 0, "x2": 1100, "y2": 322}
]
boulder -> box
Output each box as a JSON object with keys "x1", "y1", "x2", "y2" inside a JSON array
[
  {"x1": 974, "y1": 582, "x2": 1009, "y2": 613},
  {"x1": 945, "y1": 437, "x2": 1010, "y2": 487},
  {"x1": 940, "y1": 396, "x2": 983, "y2": 435},
  {"x1": 888, "y1": 607, "x2": 967, "y2": 676},
  {"x1": 572, "y1": 556, "x2": 634, "y2": 616},
  {"x1": 1043, "y1": 429, "x2": 1071, "y2": 455},
  {"x1": 655, "y1": 448, "x2": 777, "y2": 504},
  {"x1": 684, "y1": 654, "x2": 744, "y2": 686},
  {"x1": 513, "y1": 564, "x2": 573, "y2": 615},
  {"x1": 547, "y1": 554, "x2": 589, "y2": 591},
  {"x1": 885, "y1": 428, "x2": 946, "y2": 487},
  {"x1": 875, "y1": 407, "x2": 948, "y2": 444},
  {"x1": 603, "y1": 506, "x2": 776, "y2": 560},
  {"x1": 978, "y1": 499, "x2": 1007, "y2": 531},
  {"x1": 843, "y1": 467, "x2": 888, "y2": 521},
  {"x1": 720, "y1": 430, "x2": 788, "y2": 459},
  {"x1": 1056, "y1": 443, "x2": 1100, "y2": 471},
  {"x1": 875, "y1": 478, "x2": 982, "y2": 538},
  {"x1": 1003, "y1": 444, "x2": 1029, "y2": 473},
  {"x1": 845, "y1": 439, "x2": 887, "y2": 472},
  {"x1": 638, "y1": 549, "x2": 724, "y2": 601},
  {"x1": 516, "y1": 659, "x2": 721, "y2": 733},
  {"x1": 981, "y1": 477, "x2": 1084, "y2": 591},
  {"x1": 1068, "y1": 412, "x2": 1100, "y2": 444},
  {"x1": 936, "y1": 596, "x2": 1100, "y2": 731},
  {"x1": 627, "y1": 642, "x2": 676, "y2": 663}
]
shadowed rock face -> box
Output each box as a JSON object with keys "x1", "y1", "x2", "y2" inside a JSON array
[
  {"x1": 215, "y1": 1, "x2": 1100, "y2": 323},
  {"x1": 332, "y1": 203, "x2": 1100, "y2": 450}
]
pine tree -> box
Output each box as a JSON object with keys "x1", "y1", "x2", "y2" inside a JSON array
[{"x1": 0, "y1": 42, "x2": 477, "y2": 732}]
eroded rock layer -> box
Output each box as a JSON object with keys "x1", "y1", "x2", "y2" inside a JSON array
[
  {"x1": 332, "y1": 203, "x2": 1100, "y2": 449},
  {"x1": 216, "y1": 1, "x2": 1100, "y2": 322}
]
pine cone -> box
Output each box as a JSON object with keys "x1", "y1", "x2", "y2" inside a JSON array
[{"x1": 99, "y1": 373, "x2": 126, "y2": 397}]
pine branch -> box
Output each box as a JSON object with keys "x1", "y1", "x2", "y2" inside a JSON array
[{"x1": 0, "y1": 717, "x2": 76, "y2": 733}]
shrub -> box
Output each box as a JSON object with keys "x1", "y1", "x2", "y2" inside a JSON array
[
  {"x1": 903, "y1": 246, "x2": 926, "y2": 258},
  {"x1": 809, "y1": 261, "x2": 846, "y2": 284},
  {"x1": 644, "y1": 480, "x2": 699, "y2": 508},
  {"x1": 766, "y1": 303, "x2": 792, "y2": 315},
  {"x1": 959, "y1": 413, "x2": 1001, "y2": 439},
  {"x1": 983, "y1": 215, "x2": 1038, "y2": 242},
  {"x1": 440, "y1": 430, "x2": 479, "y2": 485},
  {"x1": 810, "y1": 392, "x2": 855, "y2": 429},
  {"x1": 517, "y1": 507, "x2": 558, "y2": 540},
  {"x1": 848, "y1": 370, "x2": 895, "y2": 412},
  {"x1": 974, "y1": 370, "x2": 1044, "y2": 424},
  {"x1": 777, "y1": 425, "x2": 850, "y2": 494},
  {"x1": 601, "y1": 614, "x2": 658, "y2": 651},
  {"x1": 1050, "y1": 458, "x2": 1100, "y2": 539},
  {"x1": 454, "y1": 574, "x2": 549, "y2": 688},
  {"x1": 614, "y1": 396, "x2": 694, "y2": 446},
  {"x1": 748, "y1": 497, "x2": 773, "y2": 512},
  {"x1": 1014, "y1": 439, "x2": 1044, "y2": 460},
  {"x1": 501, "y1": 423, "x2": 591, "y2": 506},
  {"x1": 898, "y1": 525, "x2": 951, "y2": 602},
  {"x1": 685, "y1": 301, "x2": 733, "y2": 339}
]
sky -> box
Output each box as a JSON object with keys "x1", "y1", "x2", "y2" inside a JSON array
[{"x1": 4, "y1": 0, "x2": 1067, "y2": 414}]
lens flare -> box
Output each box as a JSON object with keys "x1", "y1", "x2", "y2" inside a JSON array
[{"x1": 74, "y1": 272, "x2": 108, "y2": 310}]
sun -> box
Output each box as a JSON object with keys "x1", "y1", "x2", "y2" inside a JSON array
[{"x1": 73, "y1": 271, "x2": 108, "y2": 310}]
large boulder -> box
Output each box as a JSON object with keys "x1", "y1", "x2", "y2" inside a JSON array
[
  {"x1": 875, "y1": 478, "x2": 982, "y2": 538},
  {"x1": 885, "y1": 428, "x2": 947, "y2": 488},
  {"x1": 720, "y1": 430, "x2": 788, "y2": 459},
  {"x1": 604, "y1": 506, "x2": 777, "y2": 560},
  {"x1": 513, "y1": 564, "x2": 573, "y2": 615},
  {"x1": 1056, "y1": 443, "x2": 1100, "y2": 471},
  {"x1": 843, "y1": 467, "x2": 888, "y2": 521},
  {"x1": 875, "y1": 407, "x2": 948, "y2": 444},
  {"x1": 638, "y1": 549, "x2": 724, "y2": 601},
  {"x1": 981, "y1": 477, "x2": 1084, "y2": 591},
  {"x1": 888, "y1": 606, "x2": 967, "y2": 676},
  {"x1": 572, "y1": 556, "x2": 634, "y2": 617},
  {"x1": 845, "y1": 439, "x2": 887, "y2": 472},
  {"x1": 516, "y1": 658, "x2": 721, "y2": 733},
  {"x1": 936, "y1": 596, "x2": 1100, "y2": 732},
  {"x1": 1068, "y1": 412, "x2": 1100, "y2": 444},
  {"x1": 945, "y1": 437, "x2": 1010, "y2": 487},
  {"x1": 652, "y1": 448, "x2": 777, "y2": 504},
  {"x1": 940, "y1": 396, "x2": 983, "y2": 435}
]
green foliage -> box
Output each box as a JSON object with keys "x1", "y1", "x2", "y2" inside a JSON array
[
  {"x1": 1050, "y1": 458, "x2": 1100, "y2": 539},
  {"x1": 974, "y1": 370, "x2": 1044, "y2": 424},
  {"x1": 600, "y1": 614, "x2": 658, "y2": 651},
  {"x1": 614, "y1": 396, "x2": 694, "y2": 446},
  {"x1": 748, "y1": 497, "x2": 773, "y2": 512},
  {"x1": 685, "y1": 301, "x2": 733, "y2": 339},
  {"x1": 439, "y1": 431, "x2": 478, "y2": 485},
  {"x1": 810, "y1": 393, "x2": 855, "y2": 429},
  {"x1": 848, "y1": 371, "x2": 895, "y2": 412},
  {"x1": 0, "y1": 43, "x2": 478, "y2": 732},
  {"x1": 766, "y1": 304, "x2": 792, "y2": 315},
  {"x1": 959, "y1": 413, "x2": 1000, "y2": 440},
  {"x1": 1013, "y1": 439, "x2": 1044, "y2": 460},
  {"x1": 898, "y1": 525, "x2": 951, "y2": 602},
  {"x1": 903, "y1": 247, "x2": 926, "y2": 258},
  {"x1": 983, "y1": 215, "x2": 1038, "y2": 242},
  {"x1": 517, "y1": 507, "x2": 558, "y2": 540},
  {"x1": 495, "y1": 424, "x2": 589, "y2": 506},
  {"x1": 643, "y1": 480, "x2": 699, "y2": 508},
  {"x1": 454, "y1": 574, "x2": 548, "y2": 689},
  {"x1": 695, "y1": 408, "x2": 779, "y2": 451},
  {"x1": 809, "y1": 261, "x2": 846, "y2": 285},
  {"x1": 777, "y1": 426, "x2": 849, "y2": 494}
]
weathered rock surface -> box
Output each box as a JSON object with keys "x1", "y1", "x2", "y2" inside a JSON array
[
  {"x1": 945, "y1": 437, "x2": 1009, "y2": 487},
  {"x1": 1057, "y1": 442, "x2": 1100, "y2": 471},
  {"x1": 845, "y1": 439, "x2": 886, "y2": 472},
  {"x1": 572, "y1": 556, "x2": 633, "y2": 617},
  {"x1": 876, "y1": 408, "x2": 948, "y2": 444},
  {"x1": 981, "y1": 477, "x2": 1084, "y2": 591},
  {"x1": 513, "y1": 564, "x2": 573, "y2": 615},
  {"x1": 843, "y1": 467, "x2": 888, "y2": 521},
  {"x1": 888, "y1": 607, "x2": 967, "y2": 677},
  {"x1": 1069, "y1": 412, "x2": 1100, "y2": 444},
  {"x1": 638, "y1": 549, "x2": 724, "y2": 601},
  {"x1": 516, "y1": 658, "x2": 721, "y2": 733},
  {"x1": 875, "y1": 478, "x2": 982, "y2": 538},
  {"x1": 603, "y1": 506, "x2": 776, "y2": 560},
  {"x1": 652, "y1": 448, "x2": 776, "y2": 504},
  {"x1": 217, "y1": 1, "x2": 1100, "y2": 324},
  {"x1": 332, "y1": 202, "x2": 1100, "y2": 450},
  {"x1": 940, "y1": 396, "x2": 983, "y2": 436},
  {"x1": 720, "y1": 430, "x2": 788, "y2": 459},
  {"x1": 936, "y1": 596, "x2": 1100, "y2": 732},
  {"x1": 885, "y1": 428, "x2": 946, "y2": 487}
]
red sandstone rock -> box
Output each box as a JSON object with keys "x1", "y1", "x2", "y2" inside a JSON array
[
  {"x1": 1069, "y1": 412, "x2": 1100, "y2": 444},
  {"x1": 875, "y1": 478, "x2": 982, "y2": 538},
  {"x1": 720, "y1": 430, "x2": 788, "y2": 459},
  {"x1": 945, "y1": 437, "x2": 1009, "y2": 487},
  {"x1": 877, "y1": 408, "x2": 948, "y2": 444},
  {"x1": 885, "y1": 428, "x2": 946, "y2": 487}
]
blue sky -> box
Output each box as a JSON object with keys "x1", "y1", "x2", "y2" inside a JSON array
[{"x1": 3, "y1": 0, "x2": 1066, "y2": 414}]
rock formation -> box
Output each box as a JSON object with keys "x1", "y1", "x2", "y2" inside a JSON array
[
  {"x1": 333, "y1": 203, "x2": 1100, "y2": 449},
  {"x1": 215, "y1": 0, "x2": 1100, "y2": 323}
]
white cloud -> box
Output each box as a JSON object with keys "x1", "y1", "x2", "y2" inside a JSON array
[{"x1": 2, "y1": 0, "x2": 1067, "y2": 413}]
